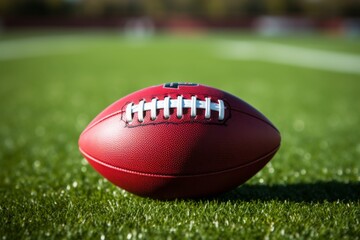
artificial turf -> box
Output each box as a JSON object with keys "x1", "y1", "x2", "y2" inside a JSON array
[{"x1": 0, "y1": 31, "x2": 359, "y2": 239}]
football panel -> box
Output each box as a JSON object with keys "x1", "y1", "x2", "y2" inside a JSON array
[
  {"x1": 82, "y1": 84, "x2": 278, "y2": 136},
  {"x1": 82, "y1": 148, "x2": 278, "y2": 199},
  {"x1": 79, "y1": 109, "x2": 280, "y2": 175}
]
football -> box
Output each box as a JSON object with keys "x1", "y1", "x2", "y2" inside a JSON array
[{"x1": 79, "y1": 83, "x2": 281, "y2": 199}]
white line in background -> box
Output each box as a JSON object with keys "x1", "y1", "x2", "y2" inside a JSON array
[
  {"x1": 0, "y1": 35, "x2": 90, "y2": 60},
  {"x1": 217, "y1": 40, "x2": 360, "y2": 74}
]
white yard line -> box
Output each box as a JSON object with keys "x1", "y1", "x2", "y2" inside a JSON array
[
  {"x1": 217, "y1": 40, "x2": 360, "y2": 74},
  {"x1": 0, "y1": 35, "x2": 91, "y2": 60}
]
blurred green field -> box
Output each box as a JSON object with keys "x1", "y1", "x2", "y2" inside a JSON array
[{"x1": 0, "y1": 31, "x2": 359, "y2": 239}]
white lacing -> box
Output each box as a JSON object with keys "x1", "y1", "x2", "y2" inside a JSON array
[{"x1": 126, "y1": 96, "x2": 226, "y2": 123}]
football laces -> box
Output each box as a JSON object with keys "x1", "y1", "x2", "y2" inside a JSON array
[{"x1": 125, "y1": 96, "x2": 225, "y2": 123}]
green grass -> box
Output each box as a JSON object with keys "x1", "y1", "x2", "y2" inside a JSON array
[{"x1": 0, "y1": 31, "x2": 359, "y2": 239}]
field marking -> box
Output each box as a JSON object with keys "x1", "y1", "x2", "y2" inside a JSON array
[
  {"x1": 0, "y1": 35, "x2": 92, "y2": 60},
  {"x1": 217, "y1": 40, "x2": 360, "y2": 74}
]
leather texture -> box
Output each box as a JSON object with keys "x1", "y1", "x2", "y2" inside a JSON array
[{"x1": 79, "y1": 83, "x2": 281, "y2": 199}]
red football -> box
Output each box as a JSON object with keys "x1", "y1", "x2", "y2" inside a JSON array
[{"x1": 79, "y1": 83, "x2": 281, "y2": 199}]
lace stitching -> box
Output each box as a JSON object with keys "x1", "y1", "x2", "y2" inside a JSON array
[{"x1": 126, "y1": 96, "x2": 226, "y2": 123}]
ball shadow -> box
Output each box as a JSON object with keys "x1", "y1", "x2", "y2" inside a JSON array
[{"x1": 210, "y1": 181, "x2": 360, "y2": 203}]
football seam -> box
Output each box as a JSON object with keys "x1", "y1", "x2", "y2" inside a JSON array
[
  {"x1": 80, "y1": 105, "x2": 278, "y2": 136},
  {"x1": 232, "y1": 108, "x2": 280, "y2": 133},
  {"x1": 79, "y1": 145, "x2": 280, "y2": 178},
  {"x1": 80, "y1": 109, "x2": 124, "y2": 137}
]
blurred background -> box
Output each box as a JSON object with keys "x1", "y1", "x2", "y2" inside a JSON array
[
  {"x1": 1, "y1": 2, "x2": 360, "y2": 238},
  {"x1": 0, "y1": 0, "x2": 359, "y2": 35}
]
